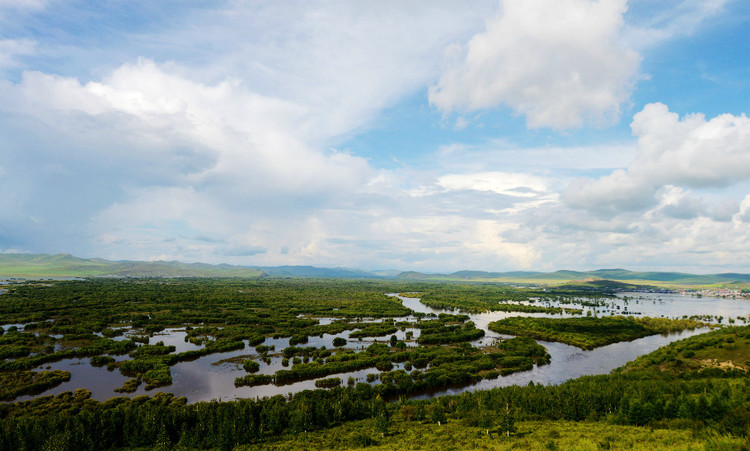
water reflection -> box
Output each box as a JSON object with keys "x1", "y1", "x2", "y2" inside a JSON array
[{"x1": 418, "y1": 328, "x2": 710, "y2": 399}]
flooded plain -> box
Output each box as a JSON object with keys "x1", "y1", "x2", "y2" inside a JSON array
[{"x1": 11, "y1": 291, "x2": 750, "y2": 403}]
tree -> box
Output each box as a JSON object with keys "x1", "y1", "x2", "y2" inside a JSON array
[
  {"x1": 498, "y1": 404, "x2": 516, "y2": 437},
  {"x1": 372, "y1": 397, "x2": 391, "y2": 436},
  {"x1": 427, "y1": 403, "x2": 446, "y2": 425}
]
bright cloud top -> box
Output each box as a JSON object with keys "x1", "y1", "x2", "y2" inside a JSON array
[
  {"x1": 436, "y1": 172, "x2": 549, "y2": 198},
  {"x1": 563, "y1": 103, "x2": 750, "y2": 214},
  {"x1": 429, "y1": 0, "x2": 641, "y2": 129}
]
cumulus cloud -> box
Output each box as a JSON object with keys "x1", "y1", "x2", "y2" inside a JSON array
[
  {"x1": 738, "y1": 195, "x2": 750, "y2": 223},
  {"x1": 710, "y1": 199, "x2": 738, "y2": 222},
  {"x1": 429, "y1": 0, "x2": 641, "y2": 129},
  {"x1": 0, "y1": 60, "x2": 377, "y2": 258},
  {"x1": 507, "y1": 196, "x2": 750, "y2": 273},
  {"x1": 0, "y1": 63, "x2": 372, "y2": 198},
  {"x1": 563, "y1": 103, "x2": 750, "y2": 213},
  {"x1": 657, "y1": 187, "x2": 707, "y2": 220}
]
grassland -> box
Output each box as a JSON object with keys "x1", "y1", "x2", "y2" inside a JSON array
[
  {"x1": 0, "y1": 253, "x2": 264, "y2": 278},
  {"x1": 488, "y1": 316, "x2": 709, "y2": 350},
  {"x1": 250, "y1": 418, "x2": 743, "y2": 450},
  {"x1": 619, "y1": 325, "x2": 750, "y2": 376}
]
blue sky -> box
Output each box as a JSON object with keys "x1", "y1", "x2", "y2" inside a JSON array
[{"x1": 1, "y1": 0, "x2": 749, "y2": 273}]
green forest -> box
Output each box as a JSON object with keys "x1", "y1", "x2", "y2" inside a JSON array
[{"x1": 0, "y1": 278, "x2": 748, "y2": 449}]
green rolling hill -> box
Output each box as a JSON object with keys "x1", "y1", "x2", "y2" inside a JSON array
[
  {"x1": 0, "y1": 253, "x2": 264, "y2": 278},
  {"x1": 1, "y1": 253, "x2": 749, "y2": 288},
  {"x1": 394, "y1": 268, "x2": 750, "y2": 289}
]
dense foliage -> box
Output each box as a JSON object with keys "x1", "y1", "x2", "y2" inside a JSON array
[{"x1": 416, "y1": 284, "x2": 611, "y2": 313}]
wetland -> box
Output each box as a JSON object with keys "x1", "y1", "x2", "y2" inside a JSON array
[{"x1": 1, "y1": 278, "x2": 750, "y2": 449}]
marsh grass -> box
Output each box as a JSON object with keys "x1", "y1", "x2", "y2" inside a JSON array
[{"x1": 249, "y1": 418, "x2": 746, "y2": 450}]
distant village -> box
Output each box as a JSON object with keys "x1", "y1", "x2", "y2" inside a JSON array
[{"x1": 675, "y1": 288, "x2": 750, "y2": 299}]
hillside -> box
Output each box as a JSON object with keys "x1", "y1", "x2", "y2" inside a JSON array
[
  {"x1": 0, "y1": 253, "x2": 388, "y2": 279},
  {"x1": 395, "y1": 268, "x2": 750, "y2": 289},
  {"x1": 0, "y1": 253, "x2": 264, "y2": 278},
  {"x1": 3, "y1": 253, "x2": 750, "y2": 289}
]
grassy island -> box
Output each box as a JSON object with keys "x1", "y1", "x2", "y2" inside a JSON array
[{"x1": 488, "y1": 316, "x2": 708, "y2": 350}]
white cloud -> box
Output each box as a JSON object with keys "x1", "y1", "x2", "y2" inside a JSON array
[
  {"x1": 0, "y1": 39, "x2": 35, "y2": 69},
  {"x1": 141, "y1": 1, "x2": 495, "y2": 146},
  {"x1": 0, "y1": 59, "x2": 377, "y2": 256},
  {"x1": 436, "y1": 172, "x2": 549, "y2": 197},
  {"x1": 710, "y1": 199, "x2": 738, "y2": 222},
  {"x1": 0, "y1": 0, "x2": 45, "y2": 9},
  {"x1": 429, "y1": 0, "x2": 641, "y2": 129},
  {"x1": 630, "y1": 103, "x2": 750, "y2": 187},
  {"x1": 563, "y1": 103, "x2": 750, "y2": 213},
  {"x1": 624, "y1": 0, "x2": 731, "y2": 48},
  {"x1": 507, "y1": 198, "x2": 750, "y2": 273},
  {"x1": 463, "y1": 220, "x2": 540, "y2": 268},
  {"x1": 738, "y1": 195, "x2": 750, "y2": 223},
  {"x1": 657, "y1": 186, "x2": 707, "y2": 220},
  {"x1": 7, "y1": 59, "x2": 376, "y2": 182}
]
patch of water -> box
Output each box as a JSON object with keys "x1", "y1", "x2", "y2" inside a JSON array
[{"x1": 417, "y1": 327, "x2": 711, "y2": 399}]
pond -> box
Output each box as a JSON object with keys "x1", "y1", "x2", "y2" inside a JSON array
[{"x1": 11, "y1": 291, "x2": 750, "y2": 404}]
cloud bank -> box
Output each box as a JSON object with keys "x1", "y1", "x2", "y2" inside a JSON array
[
  {"x1": 563, "y1": 103, "x2": 750, "y2": 214},
  {"x1": 0, "y1": 0, "x2": 748, "y2": 273}
]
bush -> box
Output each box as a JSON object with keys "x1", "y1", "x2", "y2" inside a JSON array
[{"x1": 243, "y1": 359, "x2": 260, "y2": 373}]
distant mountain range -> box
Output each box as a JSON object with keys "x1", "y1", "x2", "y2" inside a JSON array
[
  {"x1": 1, "y1": 253, "x2": 749, "y2": 287},
  {"x1": 0, "y1": 253, "x2": 265, "y2": 278},
  {"x1": 394, "y1": 268, "x2": 750, "y2": 287},
  {"x1": 0, "y1": 253, "x2": 389, "y2": 279}
]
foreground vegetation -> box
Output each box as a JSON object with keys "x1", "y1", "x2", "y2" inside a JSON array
[{"x1": 251, "y1": 418, "x2": 745, "y2": 450}]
